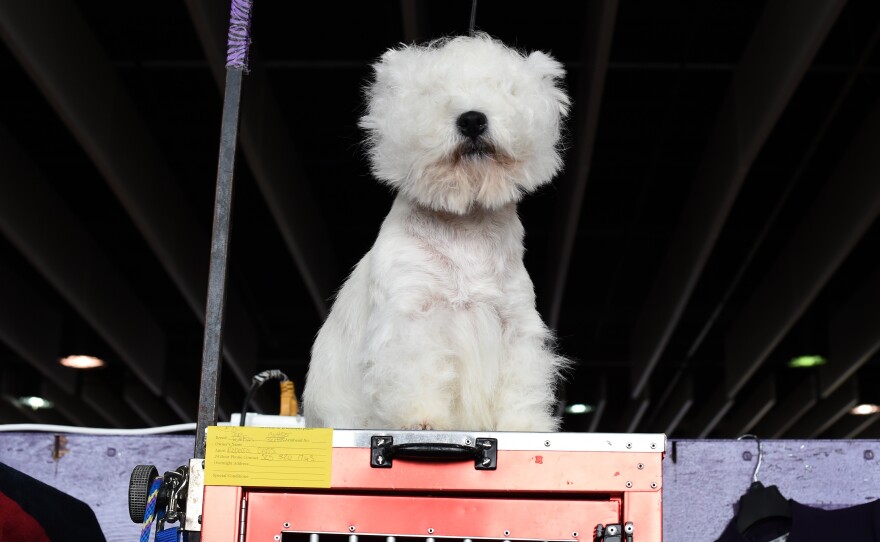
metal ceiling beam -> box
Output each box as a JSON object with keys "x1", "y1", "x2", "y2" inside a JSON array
[
  {"x1": 0, "y1": 260, "x2": 72, "y2": 392},
  {"x1": 0, "y1": 124, "x2": 167, "y2": 396},
  {"x1": 124, "y1": 374, "x2": 183, "y2": 427},
  {"x1": 166, "y1": 379, "x2": 232, "y2": 423},
  {"x1": 541, "y1": 0, "x2": 618, "y2": 330},
  {"x1": 783, "y1": 379, "x2": 858, "y2": 438},
  {"x1": 690, "y1": 393, "x2": 735, "y2": 438},
  {"x1": 725, "y1": 98, "x2": 880, "y2": 397},
  {"x1": 587, "y1": 375, "x2": 607, "y2": 432},
  {"x1": 649, "y1": 374, "x2": 694, "y2": 435},
  {"x1": 859, "y1": 419, "x2": 880, "y2": 439},
  {"x1": 106, "y1": 59, "x2": 880, "y2": 74},
  {"x1": 629, "y1": 0, "x2": 846, "y2": 398},
  {"x1": 166, "y1": 381, "x2": 198, "y2": 424},
  {"x1": 560, "y1": 375, "x2": 606, "y2": 432},
  {"x1": 0, "y1": 0, "x2": 258, "y2": 389},
  {"x1": 822, "y1": 412, "x2": 880, "y2": 439},
  {"x1": 716, "y1": 376, "x2": 775, "y2": 438},
  {"x1": 0, "y1": 399, "x2": 70, "y2": 425},
  {"x1": 0, "y1": 399, "x2": 23, "y2": 423},
  {"x1": 40, "y1": 380, "x2": 111, "y2": 428},
  {"x1": 819, "y1": 264, "x2": 880, "y2": 398},
  {"x1": 622, "y1": 391, "x2": 650, "y2": 433},
  {"x1": 184, "y1": 0, "x2": 335, "y2": 318},
  {"x1": 80, "y1": 373, "x2": 146, "y2": 428},
  {"x1": 751, "y1": 376, "x2": 817, "y2": 438},
  {"x1": 0, "y1": 369, "x2": 73, "y2": 425}
]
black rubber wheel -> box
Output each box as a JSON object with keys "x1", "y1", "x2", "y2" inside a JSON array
[{"x1": 128, "y1": 464, "x2": 159, "y2": 523}]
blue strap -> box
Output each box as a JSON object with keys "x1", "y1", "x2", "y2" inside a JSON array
[
  {"x1": 140, "y1": 477, "x2": 163, "y2": 542},
  {"x1": 156, "y1": 526, "x2": 180, "y2": 542}
]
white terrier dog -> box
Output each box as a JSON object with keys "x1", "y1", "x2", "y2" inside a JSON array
[{"x1": 303, "y1": 34, "x2": 571, "y2": 432}]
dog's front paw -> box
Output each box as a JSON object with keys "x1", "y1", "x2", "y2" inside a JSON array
[{"x1": 403, "y1": 422, "x2": 434, "y2": 430}]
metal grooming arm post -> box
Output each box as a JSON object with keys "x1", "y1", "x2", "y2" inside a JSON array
[{"x1": 194, "y1": 0, "x2": 255, "y2": 460}]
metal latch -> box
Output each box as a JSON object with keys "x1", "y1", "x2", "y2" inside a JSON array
[{"x1": 595, "y1": 522, "x2": 633, "y2": 542}]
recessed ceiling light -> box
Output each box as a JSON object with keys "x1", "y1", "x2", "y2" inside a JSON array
[
  {"x1": 850, "y1": 404, "x2": 880, "y2": 416},
  {"x1": 18, "y1": 396, "x2": 54, "y2": 410},
  {"x1": 564, "y1": 403, "x2": 593, "y2": 414},
  {"x1": 59, "y1": 354, "x2": 105, "y2": 369},
  {"x1": 787, "y1": 355, "x2": 827, "y2": 368}
]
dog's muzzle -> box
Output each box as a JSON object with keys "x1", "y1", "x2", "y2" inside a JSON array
[
  {"x1": 456, "y1": 110, "x2": 493, "y2": 158},
  {"x1": 457, "y1": 110, "x2": 488, "y2": 140}
]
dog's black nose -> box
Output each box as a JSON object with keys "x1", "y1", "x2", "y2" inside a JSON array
[{"x1": 456, "y1": 111, "x2": 488, "y2": 139}]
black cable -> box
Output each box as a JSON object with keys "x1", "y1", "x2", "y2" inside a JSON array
[
  {"x1": 469, "y1": 0, "x2": 478, "y2": 36},
  {"x1": 239, "y1": 369, "x2": 289, "y2": 426}
]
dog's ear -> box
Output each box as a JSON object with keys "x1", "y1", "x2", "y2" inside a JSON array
[
  {"x1": 371, "y1": 46, "x2": 420, "y2": 84},
  {"x1": 378, "y1": 47, "x2": 403, "y2": 67},
  {"x1": 527, "y1": 51, "x2": 566, "y2": 81},
  {"x1": 527, "y1": 51, "x2": 571, "y2": 117}
]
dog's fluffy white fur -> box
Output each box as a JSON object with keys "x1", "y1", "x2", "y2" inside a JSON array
[{"x1": 303, "y1": 34, "x2": 571, "y2": 432}]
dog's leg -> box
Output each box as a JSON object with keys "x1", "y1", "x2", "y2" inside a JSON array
[
  {"x1": 493, "y1": 333, "x2": 563, "y2": 432},
  {"x1": 364, "y1": 313, "x2": 456, "y2": 429},
  {"x1": 493, "y1": 268, "x2": 567, "y2": 432},
  {"x1": 363, "y1": 310, "x2": 459, "y2": 430}
]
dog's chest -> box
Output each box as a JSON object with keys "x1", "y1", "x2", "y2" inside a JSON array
[{"x1": 403, "y1": 208, "x2": 523, "y2": 305}]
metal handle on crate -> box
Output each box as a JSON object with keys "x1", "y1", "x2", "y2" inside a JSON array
[{"x1": 370, "y1": 436, "x2": 497, "y2": 470}]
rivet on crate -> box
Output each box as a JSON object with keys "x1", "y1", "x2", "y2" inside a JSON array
[
  {"x1": 283, "y1": 522, "x2": 290, "y2": 528},
  {"x1": 349, "y1": 526, "x2": 356, "y2": 532},
  {"x1": 625, "y1": 481, "x2": 633, "y2": 488},
  {"x1": 651, "y1": 482, "x2": 658, "y2": 488},
  {"x1": 274, "y1": 537, "x2": 280, "y2": 541},
  {"x1": 571, "y1": 531, "x2": 579, "y2": 538},
  {"x1": 544, "y1": 440, "x2": 551, "y2": 447},
  {"x1": 428, "y1": 528, "x2": 434, "y2": 534},
  {"x1": 637, "y1": 463, "x2": 644, "y2": 469},
  {"x1": 651, "y1": 442, "x2": 657, "y2": 449},
  {"x1": 626, "y1": 442, "x2": 632, "y2": 449},
  {"x1": 465, "y1": 438, "x2": 472, "y2": 445},
  {"x1": 504, "y1": 530, "x2": 510, "y2": 537}
]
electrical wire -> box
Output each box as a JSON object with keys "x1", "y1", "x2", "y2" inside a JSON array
[
  {"x1": 0, "y1": 423, "x2": 197, "y2": 435},
  {"x1": 239, "y1": 369, "x2": 289, "y2": 426}
]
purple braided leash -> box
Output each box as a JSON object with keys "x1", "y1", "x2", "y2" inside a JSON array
[{"x1": 226, "y1": 0, "x2": 254, "y2": 71}]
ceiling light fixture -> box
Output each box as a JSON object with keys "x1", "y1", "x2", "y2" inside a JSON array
[
  {"x1": 59, "y1": 354, "x2": 105, "y2": 369},
  {"x1": 18, "y1": 396, "x2": 54, "y2": 410},
  {"x1": 850, "y1": 404, "x2": 880, "y2": 416},
  {"x1": 564, "y1": 403, "x2": 593, "y2": 414},
  {"x1": 787, "y1": 355, "x2": 827, "y2": 369}
]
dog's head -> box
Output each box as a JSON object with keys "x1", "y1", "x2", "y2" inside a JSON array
[{"x1": 360, "y1": 34, "x2": 570, "y2": 214}]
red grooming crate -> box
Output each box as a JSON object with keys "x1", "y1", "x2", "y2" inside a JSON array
[{"x1": 200, "y1": 430, "x2": 665, "y2": 542}]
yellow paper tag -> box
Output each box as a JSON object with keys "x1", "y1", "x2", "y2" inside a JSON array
[{"x1": 204, "y1": 426, "x2": 333, "y2": 488}]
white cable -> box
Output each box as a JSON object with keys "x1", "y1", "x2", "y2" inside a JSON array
[{"x1": 0, "y1": 422, "x2": 197, "y2": 435}]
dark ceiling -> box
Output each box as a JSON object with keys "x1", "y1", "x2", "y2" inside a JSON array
[{"x1": 0, "y1": 0, "x2": 878, "y2": 439}]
